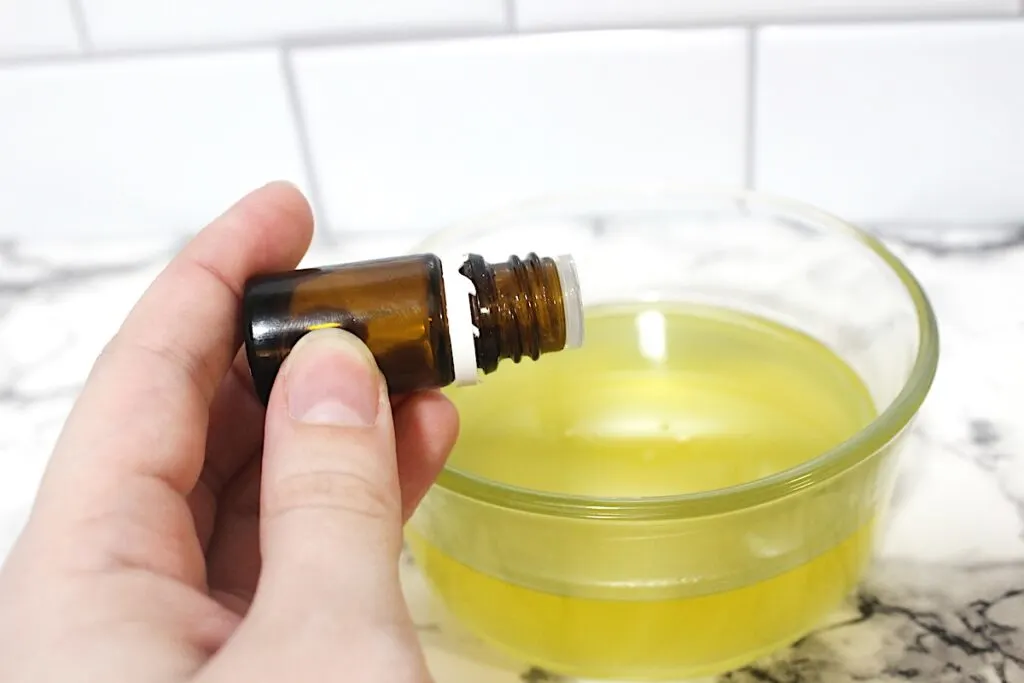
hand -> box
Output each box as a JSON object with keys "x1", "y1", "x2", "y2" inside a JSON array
[{"x1": 0, "y1": 182, "x2": 458, "y2": 682}]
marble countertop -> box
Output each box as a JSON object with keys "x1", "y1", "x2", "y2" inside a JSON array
[{"x1": 0, "y1": 226, "x2": 1022, "y2": 682}]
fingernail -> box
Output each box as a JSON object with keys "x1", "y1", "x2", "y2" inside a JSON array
[{"x1": 285, "y1": 329, "x2": 380, "y2": 426}]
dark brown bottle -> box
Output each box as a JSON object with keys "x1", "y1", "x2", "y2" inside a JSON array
[{"x1": 242, "y1": 252, "x2": 583, "y2": 405}]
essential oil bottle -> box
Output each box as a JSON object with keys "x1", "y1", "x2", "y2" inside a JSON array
[{"x1": 241, "y1": 252, "x2": 584, "y2": 405}]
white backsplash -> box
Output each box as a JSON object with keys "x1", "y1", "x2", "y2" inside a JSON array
[
  {"x1": 0, "y1": 1, "x2": 1021, "y2": 239},
  {"x1": 756, "y1": 20, "x2": 1024, "y2": 225}
]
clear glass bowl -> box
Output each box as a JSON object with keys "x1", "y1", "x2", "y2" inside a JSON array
[{"x1": 406, "y1": 189, "x2": 939, "y2": 681}]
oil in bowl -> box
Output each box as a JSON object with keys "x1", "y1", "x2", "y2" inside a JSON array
[
  {"x1": 407, "y1": 189, "x2": 937, "y2": 681},
  {"x1": 441, "y1": 302, "x2": 874, "y2": 496},
  {"x1": 408, "y1": 302, "x2": 878, "y2": 679}
]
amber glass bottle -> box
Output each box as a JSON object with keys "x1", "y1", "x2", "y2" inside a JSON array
[{"x1": 242, "y1": 252, "x2": 583, "y2": 405}]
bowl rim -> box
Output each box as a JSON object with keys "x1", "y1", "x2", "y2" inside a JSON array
[{"x1": 412, "y1": 186, "x2": 940, "y2": 520}]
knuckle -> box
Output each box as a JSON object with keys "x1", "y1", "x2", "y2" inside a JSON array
[
  {"x1": 97, "y1": 331, "x2": 219, "y2": 402},
  {"x1": 264, "y1": 468, "x2": 398, "y2": 524}
]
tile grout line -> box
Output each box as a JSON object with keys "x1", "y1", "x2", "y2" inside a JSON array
[
  {"x1": 1, "y1": 12, "x2": 1021, "y2": 69},
  {"x1": 0, "y1": 26, "x2": 502, "y2": 69},
  {"x1": 66, "y1": 0, "x2": 94, "y2": 53},
  {"x1": 503, "y1": 0, "x2": 518, "y2": 32},
  {"x1": 514, "y1": 9, "x2": 1022, "y2": 32},
  {"x1": 743, "y1": 27, "x2": 758, "y2": 191},
  {"x1": 278, "y1": 48, "x2": 336, "y2": 246}
]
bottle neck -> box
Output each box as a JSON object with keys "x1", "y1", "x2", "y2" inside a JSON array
[{"x1": 458, "y1": 252, "x2": 578, "y2": 374}]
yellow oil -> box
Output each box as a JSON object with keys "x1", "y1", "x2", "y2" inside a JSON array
[{"x1": 408, "y1": 303, "x2": 879, "y2": 679}]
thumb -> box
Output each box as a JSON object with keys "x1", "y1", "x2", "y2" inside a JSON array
[
  {"x1": 254, "y1": 327, "x2": 406, "y2": 622},
  {"x1": 206, "y1": 330, "x2": 428, "y2": 681}
]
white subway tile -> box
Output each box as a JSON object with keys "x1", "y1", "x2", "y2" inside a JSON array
[
  {"x1": 0, "y1": 0, "x2": 80, "y2": 58},
  {"x1": 756, "y1": 21, "x2": 1024, "y2": 225},
  {"x1": 0, "y1": 51, "x2": 309, "y2": 237},
  {"x1": 80, "y1": 0, "x2": 506, "y2": 50},
  {"x1": 516, "y1": 0, "x2": 1017, "y2": 29},
  {"x1": 301, "y1": 233, "x2": 426, "y2": 268},
  {"x1": 293, "y1": 31, "x2": 747, "y2": 234}
]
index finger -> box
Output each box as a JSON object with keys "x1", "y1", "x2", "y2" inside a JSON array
[{"x1": 38, "y1": 182, "x2": 314, "y2": 523}]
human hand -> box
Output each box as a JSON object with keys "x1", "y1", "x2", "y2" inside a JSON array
[{"x1": 0, "y1": 182, "x2": 458, "y2": 682}]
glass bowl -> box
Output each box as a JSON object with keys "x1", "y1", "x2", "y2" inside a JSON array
[{"x1": 405, "y1": 188, "x2": 939, "y2": 681}]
